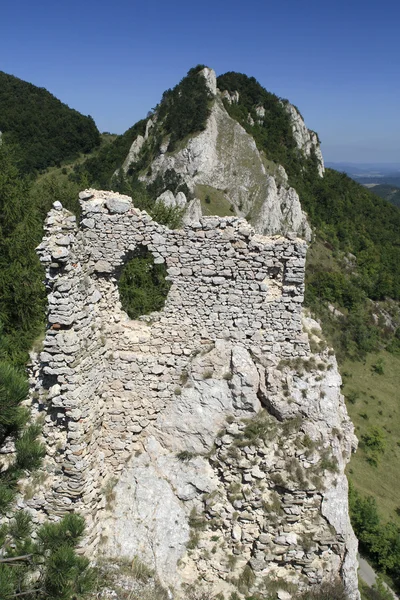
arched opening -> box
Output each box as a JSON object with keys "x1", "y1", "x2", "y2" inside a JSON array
[{"x1": 118, "y1": 245, "x2": 171, "y2": 320}]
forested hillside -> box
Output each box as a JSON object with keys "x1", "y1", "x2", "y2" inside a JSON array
[
  {"x1": 0, "y1": 71, "x2": 101, "y2": 173},
  {"x1": 367, "y1": 183, "x2": 400, "y2": 208}
]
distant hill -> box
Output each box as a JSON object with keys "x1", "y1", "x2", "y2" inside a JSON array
[
  {"x1": 326, "y1": 162, "x2": 400, "y2": 188},
  {"x1": 368, "y1": 183, "x2": 400, "y2": 208},
  {"x1": 0, "y1": 71, "x2": 100, "y2": 172},
  {"x1": 326, "y1": 161, "x2": 400, "y2": 207}
]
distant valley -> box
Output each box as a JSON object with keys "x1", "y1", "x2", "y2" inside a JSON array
[{"x1": 327, "y1": 161, "x2": 400, "y2": 207}]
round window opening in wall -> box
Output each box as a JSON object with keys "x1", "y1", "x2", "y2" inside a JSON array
[{"x1": 118, "y1": 245, "x2": 171, "y2": 320}]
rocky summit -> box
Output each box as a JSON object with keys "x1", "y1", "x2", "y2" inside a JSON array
[
  {"x1": 120, "y1": 67, "x2": 324, "y2": 240},
  {"x1": 12, "y1": 67, "x2": 360, "y2": 600}
]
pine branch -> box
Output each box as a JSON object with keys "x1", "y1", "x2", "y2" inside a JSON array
[
  {"x1": 0, "y1": 553, "x2": 33, "y2": 563},
  {"x1": 9, "y1": 590, "x2": 44, "y2": 598}
]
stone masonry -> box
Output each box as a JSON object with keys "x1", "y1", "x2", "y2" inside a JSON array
[{"x1": 25, "y1": 189, "x2": 359, "y2": 599}]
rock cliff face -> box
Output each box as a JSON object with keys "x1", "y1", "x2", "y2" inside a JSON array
[
  {"x1": 121, "y1": 68, "x2": 322, "y2": 240},
  {"x1": 24, "y1": 189, "x2": 359, "y2": 599},
  {"x1": 284, "y1": 103, "x2": 325, "y2": 177}
]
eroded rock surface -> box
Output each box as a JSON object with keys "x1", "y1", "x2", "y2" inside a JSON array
[{"x1": 284, "y1": 103, "x2": 325, "y2": 177}]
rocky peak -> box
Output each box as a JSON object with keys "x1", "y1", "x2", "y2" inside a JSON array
[
  {"x1": 200, "y1": 66, "x2": 217, "y2": 96},
  {"x1": 118, "y1": 67, "x2": 325, "y2": 241}
]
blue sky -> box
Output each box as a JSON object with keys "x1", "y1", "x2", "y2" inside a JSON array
[{"x1": 1, "y1": 0, "x2": 399, "y2": 163}]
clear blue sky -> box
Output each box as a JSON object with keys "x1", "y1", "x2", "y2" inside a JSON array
[{"x1": 2, "y1": 0, "x2": 399, "y2": 163}]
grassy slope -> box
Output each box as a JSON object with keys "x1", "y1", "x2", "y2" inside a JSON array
[
  {"x1": 342, "y1": 351, "x2": 400, "y2": 523},
  {"x1": 195, "y1": 183, "x2": 234, "y2": 216}
]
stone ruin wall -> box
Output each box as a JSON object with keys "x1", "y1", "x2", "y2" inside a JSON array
[
  {"x1": 28, "y1": 189, "x2": 307, "y2": 544},
  {"x1": 24, "y1": 189, "x2": 360, "y2": 599}
]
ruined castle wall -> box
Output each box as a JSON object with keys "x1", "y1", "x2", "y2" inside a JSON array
[
  {"x1": 28, "y1": 190, "x2": 307, "y2": 536},
  {"x1": 23, "y1": 189, "x2": 361, "y2": 599}
]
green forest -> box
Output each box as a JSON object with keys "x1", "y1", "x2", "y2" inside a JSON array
[
  {"x1": 0, "y1": 71, "x2": 100, "y2": 173},
  {"x1": 368, "y1": 184, "x2": 400, "y2": 209}
]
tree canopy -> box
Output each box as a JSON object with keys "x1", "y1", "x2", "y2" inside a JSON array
[{"x1": 0, "y1": 71, "x2": 100, "y2": 173}]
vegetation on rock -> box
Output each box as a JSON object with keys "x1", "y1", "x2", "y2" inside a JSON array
[
  {"x1": 217, "y1": 71, "x2": 300, "y2": 174},
  {"x1": 159, "y1": 64, "x2": 212, "y2": 151},
  {"x1": 72, "y1": 65, "x2": 211, "y2": 192},
  {"x1": 118, "y1": 246, "x2": 171, "y2": 319},
  {"x1": 71, "y1": 119, "x2": 147, "y2": 188}
]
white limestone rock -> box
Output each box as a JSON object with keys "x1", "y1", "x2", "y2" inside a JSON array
[
  {"x1": 106, "y1": 196, "x2": 131, "y2": 214},
  {"x1": 322, "y1": 476, "x2": 359, "y2": 600},
  {"x1": 141, "y1": 97, "x2": 311, "y2": 239},
  {"x1": 144, "y1": 118, "x2": 154, "y2": 140},
  {"x1": 182, "y1": 198, "x2": 202, "y2": 226},
  {"x1": 156, "y1": 190, "x2": 187, "y2": 210},
  {"x1": 200, "y1": 67, "x2": 217, "y2": 96},
  {"x1": 157, "y1": 189, "x2": 175, "y2": 208},
  {"x1": 230, "y1": 346, "x2": 262, "y2": 412},
  {"x1": 154, "y1": 380, "x2": 232, "y2": 454},
  {"x1": 122, "y1": 134, "x2": 145, "y2": 172},
  {"x1": 175, "y1": 191, "x2": 187, "y2": 208},
  {"x1": 221, "y1": 89, "x2": 239, "y2": 104},
  {"x1": 105, "y1": 458, "x2": 190, "y2": 587},
  {"x1": 284, "y1": 102, "x2": 325, "y2": 177}
]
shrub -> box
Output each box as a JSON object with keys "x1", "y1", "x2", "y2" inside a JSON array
[
  {"x1": 118, "y1": 246, "x2": 171, "y2": 320},
  {"x1": 296, "y1": 579, "x2": 348, "y2": 600},
  {"x1": 361, "y1": 427, "x2": 386, "y2": 466}
]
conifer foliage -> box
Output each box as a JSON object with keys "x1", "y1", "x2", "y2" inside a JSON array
[
  {"x1": 160, "y1": 65, "x2": 212, "y2": 150},
  {"x1": 0, "y1": 512, "x2": 94, "y2": 599},
  {"x1": 0, "y1": 145, "x2": 46, "y2": 364}
]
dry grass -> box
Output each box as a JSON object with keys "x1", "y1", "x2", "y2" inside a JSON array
[{"x1": 342, "y1": 350, "x2": 400, "y2": 523}]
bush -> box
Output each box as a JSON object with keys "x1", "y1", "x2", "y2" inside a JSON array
[
  {"x1": 349, "y1": 483, "x2": 400, "y2": 584},
  {"x1": 118, "y1": 246, "x2": 171, "y2": 320},
  {"x1": 296, "y1": 580, "x2": 348, "y2": 600},
  {"x1": 361, "y1": 427, "x2": 386, "y2": 466}
]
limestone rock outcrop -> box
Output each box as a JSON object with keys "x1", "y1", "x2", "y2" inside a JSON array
[
  {"x1": 284, "y1": 102, "x2": 325, "y2": 177},
  {"x1": 23, "y1": 190, "x2": 359, "y2": 599},
  {"x1": 142, "y1": 97, "x2": 310, "y2": 239},
  {"x1": 121, "y1": 68, "x2": 317, "y2": 241}
]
